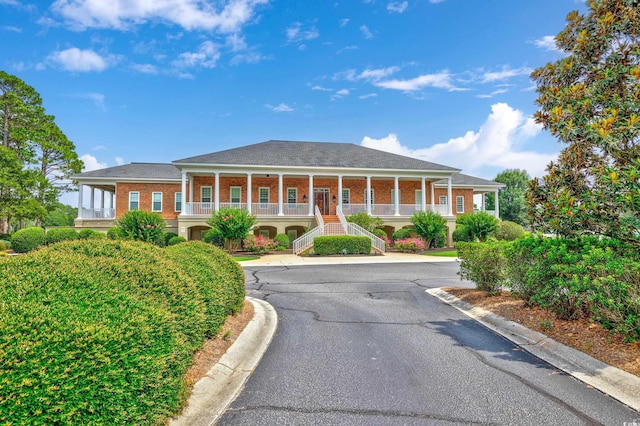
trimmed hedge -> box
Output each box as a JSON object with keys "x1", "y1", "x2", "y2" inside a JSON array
[
  {"x1": 0, "y1": 240, "x2": 245, "y2": 424},
  {"x1": 46, "y1": 227, "x2": 79, "y2": 244},
  {"x1": 274, "y1": 233, "x2": 290, "y2": 249},
  {"x1": 167, "y1": 236, "x2": 186, "y2": 245},
  {"x1": 106, "y1": 226, "x2": 126, "y2": 240},
  {"x1": 11, "y1": 226, "x2": 45, "y2": 253},
  {"x1": 314, "y1": 236, "x2": 371, "y2": 255}
]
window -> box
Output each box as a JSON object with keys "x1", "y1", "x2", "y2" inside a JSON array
[
  {"x1": 259, "y1": 187, "x2": 270, "y2": 204},
  {"x1": 230, "y1": 187, "x2": 241, "y2": 205},
  {"x1": 152, "y1": 192, "x2": 162, "y2": 212},
  {"x1": 415, "y1": 190, "x2": 423, "y2": 209},
  {"x1": 201, "y1": 186, "x2": 212, "y2": 203},
  {"x1": 175, "y1": 192, "x2": 182, "y2": 212},
  {"x1": 342, "y1": 189, "x2": 350, "y2": 208},
  {"x1": 456, "y1": 196, "x2": 464, "y2": 213},
  {"x1": 259, "y1": 229, "x2": 270, "y2": 238},
  {"x1": 286, "y1": 229, "x2": 297, "y2": 242},
  {"x1": 287, "y1": 188, "x2": 297, "y2": 204},
  {"x1": 364, "y1": 189, "x2": 375, "y2": 205},
  {"x1": 439, "y1": 195, "x2": 448, "y2": 205},
  {"x1": 128, "y1": 192, "x2": 139, "y2": 210},
  {"x1": 391, "y1": 189, "x2": 401, "y2": 204}
]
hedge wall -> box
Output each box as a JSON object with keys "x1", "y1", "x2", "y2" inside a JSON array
[
  {"x1": 314, "y1": 236, "x2": 371, "y2": 255},
  {"x1": 0, "y1": 240, "x2": 245, "y2": 424}
]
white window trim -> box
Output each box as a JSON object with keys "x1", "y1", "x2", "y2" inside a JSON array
[
  {"x1": 456, "y1": 195, "x2": 464, "y2": 213},
  {"x1": 439, "y1": 195, "x2": 448, "y2": 205},
  {"x1": 287, "y1": 187, "x2": 297, "y2": 204},
  {"x1": 152, "y1": 192, "x2": 163, "y2": 212},
  {"x1": 129, "y1": 191, "x2": 139, "y2": 211},
  {"x1": 201, "y1": 186, "x2": 212, "y2": 203},
  {"x1": 364, "y1": 188, "x2": 375, "y2": 205},
  {"x1": 342, "y1": 188, "x2": 351, "y2": 207},
  {"x1": 230, "y1": 186, "x2": 242, "y2": 203},
  {"x1": 259, "y1": 187, "x2": 270, "y2": 205},
  {"x1": 175, "y1": 192, "x2": 182, "y2": 212}
]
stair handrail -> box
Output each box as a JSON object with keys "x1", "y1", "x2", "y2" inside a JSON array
[
  {"x1": 292, "y1": 225, "x2": 324, "y2": 254},
  {"x1": 314, "y1": 205, "x2": 325, "y2": 228},
  {"x1": 335, "y1": 205, "x2": 348, "y2": 233},
  {"x1": 346, "y1": 222, "x2": 386, "y2": 253}
]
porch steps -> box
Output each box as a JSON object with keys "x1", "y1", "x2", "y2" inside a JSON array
[{"x1": 322, "y1": 215, "x2": 345, "y2": 236}]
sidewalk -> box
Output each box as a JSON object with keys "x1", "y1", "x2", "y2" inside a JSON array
[{"x1": 240, "y1": 251, "x2": 458, "y2": 266}]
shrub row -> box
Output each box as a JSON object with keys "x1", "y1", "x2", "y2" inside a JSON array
[
  {"x1": 313, "y1": 236, "x2": 371, "y2": 255},
  {"x1": 456, "y1": 235, "x2": 640, "y2": 339},
  {"x1": 0, "y1": 240, "x2": 245, "y2": 424}
]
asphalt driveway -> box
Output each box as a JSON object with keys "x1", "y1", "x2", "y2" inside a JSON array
[{"x1": 218, "y1": 262, "x2": 638, "y2": 425}]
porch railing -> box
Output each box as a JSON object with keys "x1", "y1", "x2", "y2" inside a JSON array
[{"x1": 81, "y1": 208, "x2": 115, "y2": 219}]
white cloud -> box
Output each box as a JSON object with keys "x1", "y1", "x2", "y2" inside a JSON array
[
  {"x1": 80, "y1": 153, "x2": 107, "y2": 172},
  {"x1": 74, "y1": 92, "x2": 106, "y2": 110},
  {"x1": 47, "y1": 47, "x2": 109, "y2": 72},
  {"x1": 311, "y1": 85, "x2": 333, "y2": 91},
  {"x1": 2, "y1": 25, "x2": 21, "y2": 32},
  {"x1": 429, "y1": 0, "x2": 445, "y2": 3},
  {"x1": 131, "y1": 63, "x2": 158, "y2": 74},
  {"x1": 481, "y1": 66, "x2": 533, "y2": 83},
  {"x1": 476, "y1": 88, "x2": 508, "y2": 99},
  {"x1": 286, "y1": 22, "x2": 319, "y2": 43},
  {"x1": 359, "y1": 93, "x2": 377, "y2": 99},
  {"x1": 337, "y1": 45, "x2": 358, "y2": 54},
  {"x1": 51, "y1": 0, "x2": 268, "y2": 32},
  {"x1": 361, "y1": 103, "x2": 556, "y2": 178},
  {"x1": 332, "y1": 88, "x2": 350, "y2": 100},
  {"x1": 265, "y1": 103, "x2": 293, "y2": 112},
  {"x1": 533, "y1": 35, "x2": 561, "y2": 52},
  {"x1": 92, "y1": 145, "x2": 107, "y2": 151},
  {"x1": 229, "y1": 51, "x2": 267, "y2": 65},
  {"x1": 375, "y1": 71, "x2": 457, "y2": 91},
  {"x1": 387, "y1": 1, "x2": 408, "y2": 13},
  {"x1": 360, "y1": 25, "x2": 373, "y2": 39},
  {"x1": 339, "y1": 18, "x2": 350, "y2": 27},
  {"x1": 115, "y1": 156, "x2": 125, "y2": 165},
  {"x1": 173, "y1": 40, "x2": 220, "y2": 68},
  {"x1": 226, "y1": 33, "x2": 247, "y2": 51},
  {"x1": 358, "y1": 66, "x2": 400, "y2": 81}
]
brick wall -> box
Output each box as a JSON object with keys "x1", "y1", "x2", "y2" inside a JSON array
[{"x1": 115, "y1": 182, "x2": 183, "y2": 219}]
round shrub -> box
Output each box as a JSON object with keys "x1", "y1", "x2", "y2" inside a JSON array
[
  {"x1": 274, "y1": 233, "x2": 290, "y2": 249},
  {"x1": 203, "y1": 227, "x2": 225, "y2": 248},
  {"x1": 453, "y1": 224, "x2": 473, "y2": 242},
  {"x1": 0, "y1": 240, "x2": 245, "y2": 424},
  {"x1": 107, "y1": 226, "x2": 126, "y2": 240},
  {"x1": 46, "y1": 227, "x2": 79, "y2": 244},
  {"x1": 11, "y1": 227, "x2": 45, "y2": 253},
  {"x1": 392, "y1": 228, "x2": 412, "y2": 241},
  {"x1": 0, "y1": 240, "x2": 11, "y2": 250},
  {"x1": 78, "y1": 228, "x2": 100, "y2": 239},
  {"x1": 0, "y1": 241, "x2": 6, "y2": 251},
  {"x1": 164, "y1": 232, "x2": 178, "y2": 246},
  {"x1": 167, "y1": 236, "x2": 186, "y2": 246},
  {"x1": 495, "y1": 220, "x2": 525, "y2": 241},
  {"x1": 116, "y1": 210, "x2": 166, "y2": 246}
]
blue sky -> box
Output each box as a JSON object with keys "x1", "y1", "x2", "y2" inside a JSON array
[{"x1": 2, "y1": 0, "x2": 587, "y2": 206}]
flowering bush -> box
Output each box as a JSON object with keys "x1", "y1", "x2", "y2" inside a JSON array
[
  {"x1": 207, "y1": 207, "x2": 256, "y2": 252},
  {"x1": 243, "y1": 235, "x2": 277, "y2": 254},
  {"x1": 116, "y1": 210, "x2": 166, "y2": 246},
  {"x1": 394, "y1": 237, "x2": 426, "y2": 252}
]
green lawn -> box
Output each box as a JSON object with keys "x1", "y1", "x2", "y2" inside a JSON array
[
  {"x1": 424, "y1": 250, "x2": 458, "y2": 257},
  {"x1": 234, "y1": 255, "x2": 260, "y2": 261}
]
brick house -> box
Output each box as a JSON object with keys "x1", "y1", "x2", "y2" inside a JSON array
[{"x1": 73, "y1": 140, "x2": 503, "y2": 247}]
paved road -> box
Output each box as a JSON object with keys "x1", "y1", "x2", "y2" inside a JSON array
[{"x1": 218, "y1": 262, "x2": 639, "y2": 425}]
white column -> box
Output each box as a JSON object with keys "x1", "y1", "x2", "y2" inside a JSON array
[
  {"x1": 366, "y1": 176, "x2": 372, "y2": 215},
  {"x1": 214, "y1": 172, "x2": 220, "y2": 211},
  {"x1": 247, "y1": 173, "x2": 252, "y2": 213},
  {"x1": 90, "y1": 187, "x2": 95, "y2": 211},
  {"x1": 494, "y1": 190, "x2": 500, "y2": 218},
  {"x1": 308, "y1": 175, "x2": 314, "y2": 216},
  {"x1": 189, "y1": 174, "x2": 193, "y2": 203},
  {"x1": 481, "y1": 193, "x2": 485, "y2": 211},
  {"x1": 337, "y1": 175, "x2": 343, "y2": 211},
  {"x1": 78, "y1": 184, "x2": 84, "y2": 218},
  {"x1": 181, "y1": 171, "x2": 187, "y2": 215},
  {"x1": 394, "y1": 176, "x2": 400, "y2": 216},
  {"x1": 278, "y1": 173, "x2": 284, "y2": 216},
  {"x1": 430, "y1": 181, "x2": 435, "y2": 212},
  {"x1": 110, "y1": 191, "x2": 114, "y2": 209},
  {"x1": 447, "y1": 177, "x2": 453, "y2": 216},
  {"x1": 421, "y1": 178, "x2": 427, "y2": 212},
  {"x1": 100, "y1": 190, "x2": 105, "y2": 210}
]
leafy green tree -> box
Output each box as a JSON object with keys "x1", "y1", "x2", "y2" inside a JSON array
[
  {"x1": 346, "y1": 212, "x2": 384, "y2": 233},
  {"x1": 411, "y1": 211, "x2": 446, "y2": 248},
  {"x1": 527, "y1": 0, "x2": 640, "y2": 244},
  {"x1": 0, "y1": 146, "x2": 43, "y2": 233},
  {"x1": 206, "y1": 207, "x2": 256, "y2": 252},
  {"x1": 42, "y1": 203, "x2": 77, "y2": 227},
  {"x1": 456, "y1": 212, "x2": 499, "y2": 242},
  {"x1": 485, "y1": 169, "x2": 530, "y2": 225}
]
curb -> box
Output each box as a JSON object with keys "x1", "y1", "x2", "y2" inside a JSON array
[
  {"x1": 170, "y1": 297, "x2": 278, "y2": 426},
  {"x1": 426, "y1": 288, "x2": 640, "y2": 413}
]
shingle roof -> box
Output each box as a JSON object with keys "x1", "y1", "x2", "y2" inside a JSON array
[
  {"x1": 436, "y1": 173, "x2": 504, "y2": 187},
  {"x1": 73, "y1": 163, "x2": 181, "y2": 180},
  {"x1": 173, "y1": 140, "x2": 459, "y2": 172}
]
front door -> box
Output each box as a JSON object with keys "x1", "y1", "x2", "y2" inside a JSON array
[{"x1": 314, "y1": 189, "x2": 329, "y2": 215}]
